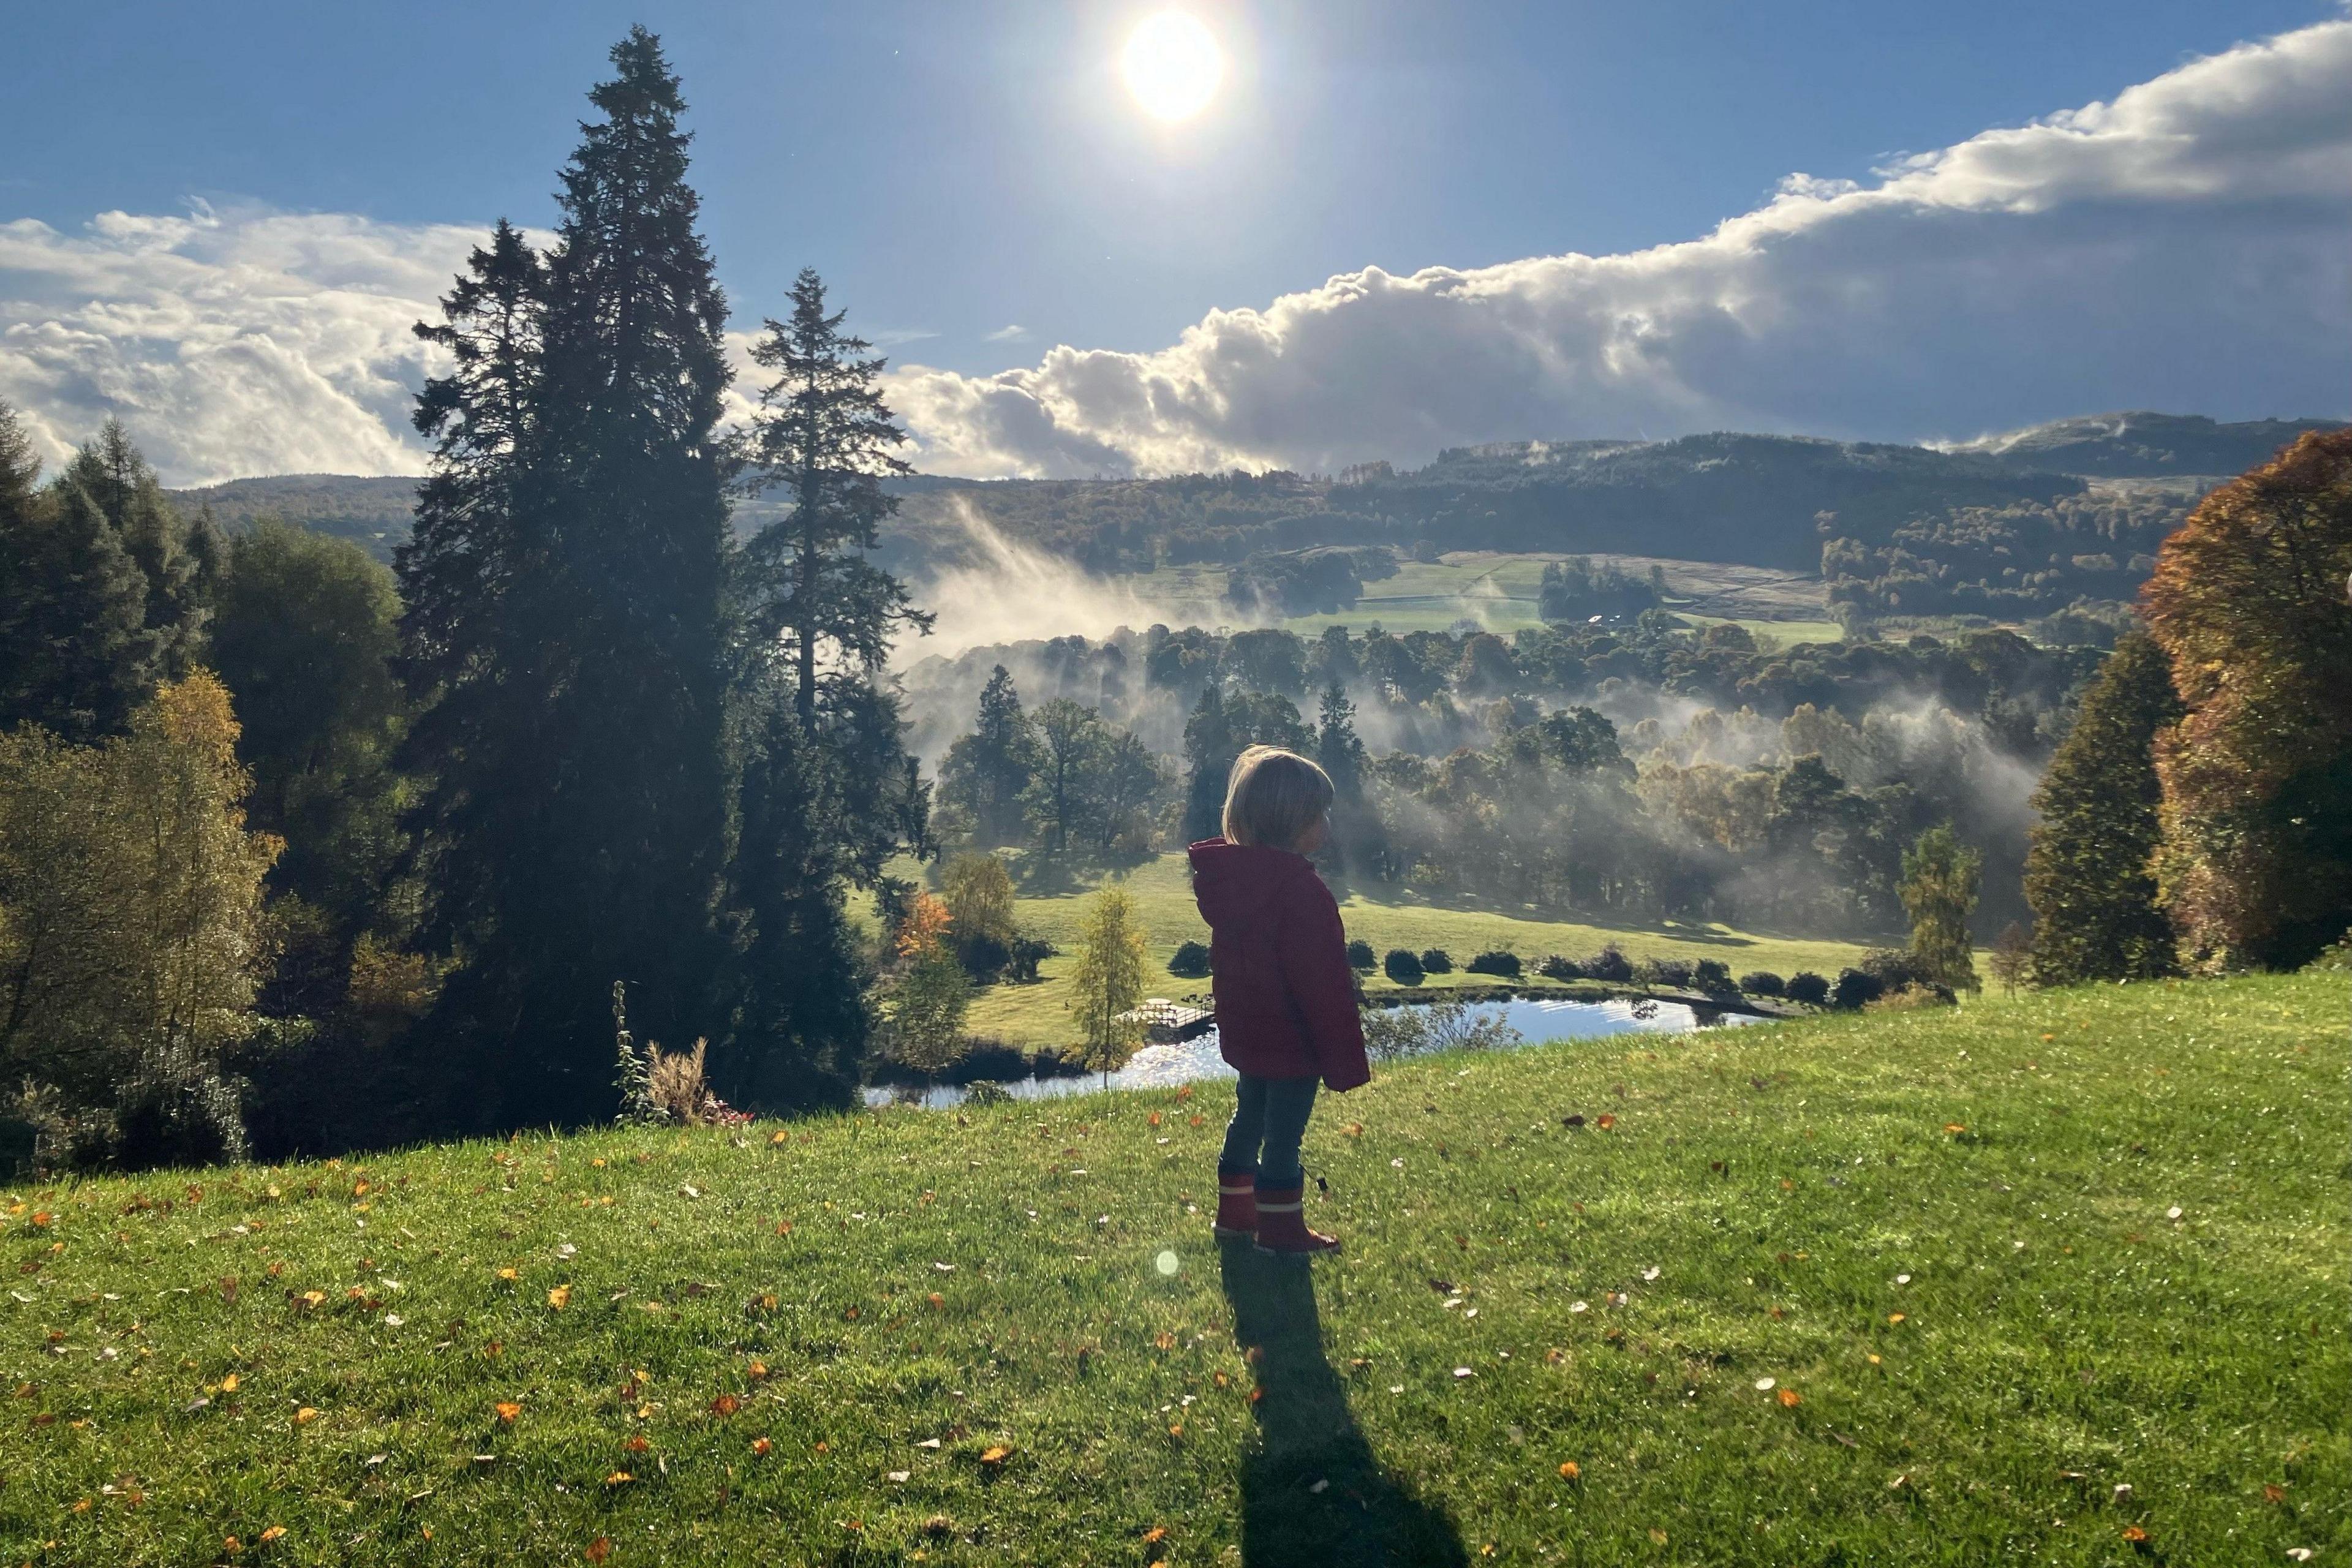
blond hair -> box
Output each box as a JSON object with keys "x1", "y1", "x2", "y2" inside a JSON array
[{"x1": 1222, "y1": 745, "x2": 1334, "y2": 849}]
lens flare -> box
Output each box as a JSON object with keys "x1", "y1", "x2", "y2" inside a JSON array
[{"x1": 1121, "y1": 12, "x2": 1224, "y2": 123}]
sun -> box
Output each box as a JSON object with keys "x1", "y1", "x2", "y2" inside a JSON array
[{"x1": 1121, "y1": 12, "x2": 1224, "y2": 123}]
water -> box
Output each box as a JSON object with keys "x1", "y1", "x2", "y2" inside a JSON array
[{"x1": 862, "y1": 995, "x2": 1763, "y2": 1110}]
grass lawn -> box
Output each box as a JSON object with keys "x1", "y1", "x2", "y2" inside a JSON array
[
  {"x1": 4, "y1": 974, "x2": 2341, "y2": 1564},
  {"x1": 955, "y1": 853, "x2": 1874, "y2": 1049}
]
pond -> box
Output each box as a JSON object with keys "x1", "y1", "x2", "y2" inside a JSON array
[{"x1": 862, "y1": 995, "x2": 1766, "y2": 1110}]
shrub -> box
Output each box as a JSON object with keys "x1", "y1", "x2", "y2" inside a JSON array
[
  {"x1": 1692, "y1": 958, "x2": 1733, "y2": 993},
  {"x1": 1384, "y1": 948, "x2": 1425, "y2": 985},
  {"x1": 956, "y1": 930, "x2": 1011, "y2": 981},
  {"x1": 2304, "y1": 930, "x2": 2352, "y2": 973},
  {"x1": 1346, "y1": 940, "x2": 1377, "y2": 970},
  {"x1": 1167, "y1": 940, "x2": 1212, "y2": 979},
  {"x1": 1865, "y1": 982, "x2": 1958, "y2": 1012},
  {"x1": 1585, "y1": 943, "x2": 1633, "y2": 982},
  {"x1": 1466, "y1": 949, "x2": 1521, "y2": 978},
  {"x1": 1784, "y1": 971, "x2": 1830, "y2": 1006},
  {"x1": 1738, "y1": 970, "x2": 1785, "y2": 997},
  {"x1": 1831, "y1": 967, "x2": 1885, "y2": 1010},
  {"x1": 1635, "y1": 954, "x2": 1694, "y2": 989},
  {"x1": 644, "y1": 1038, "x2": 745, "y2": 1125},
  {"x1": 1537, "y1": 954, "x2": 1583, "y2": 981},
  {"x1": 1419, "y1": 948, "x2": 1453, "y2": 974},
  {"x1": 1006, "y1": 935, "x2": 1054, "y2": 984},
  {"x1": 1860, "y1": 949, "x2": 1925, "y2": 990}
]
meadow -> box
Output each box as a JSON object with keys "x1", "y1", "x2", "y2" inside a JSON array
[
  {"x1": 2, "y1": 974, "x2": 2340, "y2": 1565},
  {"x1": 1107, "y1": 551, "x2": 1839, "y2": 642},
  {"x1": 927, "y1": 853, "x2": 1874, "y2": 1050}
]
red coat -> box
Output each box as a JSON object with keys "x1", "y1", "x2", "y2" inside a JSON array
[{"x1": 1188, "y1": 838, "x2": 1370, "y2": 1091}]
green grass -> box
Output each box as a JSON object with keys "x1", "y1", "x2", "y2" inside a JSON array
[
  {"x1": 1672, "y1": 614, "x2": 1846, "y2": 650},
  {"x1": 955, "y1": 852, "x2": 1871, "y2": 1049},
  {"x1": 5, "y1": 975, "x2": 2342, "y2": 1564}
]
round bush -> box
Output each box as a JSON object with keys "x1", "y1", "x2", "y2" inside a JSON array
[
  {"x1": 1419, "y1": 948, "x2": 1453, "y2": 974},
  {"x1": 1585, "y1": 944, "x2": 1633, "y2": 982},
  {"x1": 1383, "y1": 948, "x2": 1425, "y2": 985},
  {"x1": 1346, "y1": 940, "x2": 1378, "y2": 970},
  {"x1": 1831, "y1": 967, "x2": 1885, "y2": 1010},
  {"x1": 1167, "y1": 940, "x2": 1212, "y2": 979},
  {"x1": 1537, "y1": 954, "x2": 1583, "y2": 981},
  {"x1": 1692, "y1": 958, "x2": 1733, "y2": 993},
  {"x1": 1784, "y1": 971, "x2": 1830, "y2": 1006},
  {"x1": 1635, "y1": 955, "x2": 1694, "y2": 989},
  {"x1": 1465, "y1": 949, "x2": 1521, "y2": 978},
  {"x1": 1738, "y1": 970, "x2": 1785, "y2": 997}
]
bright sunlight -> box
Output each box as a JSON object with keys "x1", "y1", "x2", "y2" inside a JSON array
[{"x1": 1121, "y1": 10, "x2": 1224, "y2": 123}]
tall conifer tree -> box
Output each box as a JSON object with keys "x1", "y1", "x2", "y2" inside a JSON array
[
  {"x1": 404, "y1": 30, "x2": 735, "y2": 1126},
  {"x1": 61, "y1": 420, "x2": 205, "y2": 672},
  {"x1": 936, "y1": 665, "x2": 1036, "y2": 846},
  {"x1": 2022, "y1": 632, "x2": 2183, "y2": 984},
  {"x1": 0, "y1": 424, "x2": 160, "y2": 741}
]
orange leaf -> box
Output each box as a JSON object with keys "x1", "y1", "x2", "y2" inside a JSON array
[
  {"x1": 1144, "y1": 1526, "x2": 1169, "y2": 1545},
  {"x1": 1596, "y1": 1114, "x2": 1616, "y2": 1130},
  {"x1": 774, "y1": 1221, "x2": 791, "y2": 1235},
  {"x1": 752, "y1": 1436, "x2": 773, "y2": 1457},
  {"x1": 1558, "y1": 1460, "x2": 1580, "y2": 1480},
  {"x1": 710, "y1": 1394, "x2": 741, "y2": 1417},
  {"x1": 497, "y1": 1267, "x2": 520, "y2": 1281},
  {"x1": 1777, "y1": 1387, "x2": 1802, "y2": 1408},
  {"x1": 747, "y1": 1360, "x2": 770, "y2": 1380},
  {"x1": 625, "y1": 1435, "x2": 649, "y2": 1453},
  {"x1": 2264, "y1": 1483, "x2": 2287, "y2": 1504},
  {"x1": 293, "y1": 1407, "x2": 319, "y2": 1426},
  {"x1": 546, "y1": 1284, "x2": 571, "y2": 1310},
  {"x1": 258, "y1": 1526, "x2": 286, "y2": 1544},
  {"x1": 1248, "y1": 1387, "x2": 1264, "y2": 1404},
  {"x1": 584, "y1": 1539, "x2": 612, "y2": 1564},
  {"x1": 495, "y1": 1401, "x2": 521, "y2": 1423},
  {"x1": 604, "y1": 1472, "x2": 633, "y2": 1487},
  {"x1": 1148, "y1": 1112, "x2": 1162, "y2": 1126},
  {"x1": 928, "y1": 1292, "x2": 944, "y2": 1308},
  {"x1": 979, "y1": 1445, "x2": 1010, "y2": 1464},
  {"x1": 2122, "y1": 1525, "x2": 2149, "y2": 1544},
  {"x1": 221, "y1": 1373, "x2": 238, "y2": 1393},
  {"x1": 1154, "y1": 1332, "x2": 1176, "y2": 1351}
]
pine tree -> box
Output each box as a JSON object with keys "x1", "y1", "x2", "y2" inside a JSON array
[
  {"x1": 1066, "y1": 884, "x2": 1148, "y2": 1088},
  {"x1": 60, "y1": 419, "x2": 205, "y2": 672},
  {"x1": 0, "y1": 475, "x2": 161, "y2": 741},
  {"x1": 402, "y1": 29, "x2": 737, "y2": 1127},
  {"x1": 1180, "y1": 685, "x2": 1237, "y2": 843},
  {"x1": 742, "y1": 268, "x2": 932, "y2": 733},
  {"x1": 2022, "y1": 633, "x2": 2181, "y2": 985},
  {"x1": 1315, "y1": 680, "x2": 1386, "y2": 878},
  {"x1": 936, "y1": 665, "x2": 1036, "y2": 846},
  {"x1": 1900, "y1": 825, "x2": 1981, "y2": 990}
]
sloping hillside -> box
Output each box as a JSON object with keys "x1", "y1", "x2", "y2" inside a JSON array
[{"x1": 2, "y1": 975, "x2": 2340, "y2": 1565}]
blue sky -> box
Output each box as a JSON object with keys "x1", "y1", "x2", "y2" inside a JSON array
[
  {"x1": 2, "y1": 3, "x2": 2347, "y2": 481},
  {"x1": 6, "y1": 1, "x2": 2334, "y2": 373}
]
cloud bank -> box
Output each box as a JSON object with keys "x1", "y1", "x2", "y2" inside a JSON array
[
  {"x1": 2, "y1": 20, "x2": 2346, "y2": 486},
  {"x1": 891, "y1": 20, "x2": 2352, "y2": 477}
]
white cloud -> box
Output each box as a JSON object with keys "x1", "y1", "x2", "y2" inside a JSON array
[
  {"x1": 3, "y1": 20, "x2": 2346, "y2": 487},
  {"x1": 981, "y1": 323, "x2": 1030, "y2": 343},
  {"x1": 891, "y1": 20, "x2": 2352, "y2": 477},
  {"x1": 0, "y1": 201, "x2": 482, "y2": 484}
]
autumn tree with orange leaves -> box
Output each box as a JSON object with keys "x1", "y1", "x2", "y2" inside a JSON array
[{"x1": 2140, "y1": 429, "x2": 2352, "y2": 971}]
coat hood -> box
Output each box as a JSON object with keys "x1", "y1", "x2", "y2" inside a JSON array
[{"x1": 1188, "y1": 838, "x2": 1315, "y2": 930}]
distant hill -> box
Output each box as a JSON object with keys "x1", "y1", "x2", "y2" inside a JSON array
[
  {"x1": 1950, "y1": 411, "x2": 2344, "y2": 479},
  {"x1": 165, "y1": 473, "x2": 420, "y2": 562}
]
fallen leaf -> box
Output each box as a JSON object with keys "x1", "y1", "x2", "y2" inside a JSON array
[
  {"x1": 1558, "y1": 1461, "x2": 1580, "y2": 1480},
  {"x1": 2122, "y1": 1525, "x2": 2149, "y2": 1544},
  {"x1": 710, "y1": 1395, "x2": 741, "y2": 1417},
  {"x1": 1154, "y1": 1332, "x2": 1175, "y2": 1351},
  {"x1": 293, "y1": 1407, "x2": 318, "y2": 1426},
  {"x1": 1144, "y1": 1526, "x2": 1169, "y2": 1544},
  {"x1": 1596, "y1": 1114, "x2": 1617, "y2": 1130},
  {"x1": 752, "y1": 1436, "x2": 772, "y2": 1456},
  {"x1": 1777, "y1": 1387, "x2": 1802, "y2": 1408},
  {"x1": 221, "y1": 1373, "x2": 238, "y2": 1393},
  {"x1": 497, "y1": 1267, "x2": 519, "y2": 1281},
  {"x1": 928, "y1": 1292, "x2": 945, "y2": 1308},
  {"x1": 1943, "y1": 1123, "x2": 1967, "y2": 1134},
  {"x1": 546, "y1": 1284, "x2": 571, "y2": 1310},
  {"x1": 584, "y1": 1539, "x2": 612, "y2": 1564},
  {"x1": 979, "y1": 1446, "x2": 1010, "y2": 1465},
  {"x1": 2264, "y1": 1483, "x2": 2287, "y2": 1504},
  {"x1": 494, "y1": 1401, "x2": 521, "y2": 1423},
  {"x1": 625, "y1": 1435, "x2": 649, "y2": 1454},
  {"x1": 1888, "y1": 1313, "x2": 1906, "y2": 1325},
  {"x1": 258, "y1": 1525, "x2": 286, "y2": 1544},
  {"x1": 605, "y1": 1472, "x2": 633, "y2": 1487},
  {"x1": 1649, "y1": 1528, "x2": 1668, "y2": 1545}
]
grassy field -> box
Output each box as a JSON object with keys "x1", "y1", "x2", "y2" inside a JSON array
[
  {"x1": 1110, "y1": 552, "x2": 1837, "y2": 641},
  {"x1": 5, "y1": 974, "x2": 2340, "y2": 1565},
  {"x1": 953, "y1": 853, "x2": 1873, "y2": 1049}
]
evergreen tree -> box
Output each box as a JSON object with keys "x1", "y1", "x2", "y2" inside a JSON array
[
  {"x1": 2022, "y1": 633, "x2": 2181, "y2": 985},
  {"x1": 1900, "y1": 824, "x2": 1981, "y2": 990},
  {"x1": 935, "y1": 665, "x2": 1036, "y2": 846},
  {"x1": 0, "y1": 476, "x2": 160, "y2": 741},
  {"x1": 742, "y1": 268, "x2": 932, "y2": 733},
  {"x1": 1180, "y1": 685, "x2": 1237, "y2": 843},
  {"x1": 403, "y1": 29, "x2": 737, "y2": 1127},
  {"x1": 1316, "y1": 680, "x2": 1387, "y2": 879},
  {"x1": 59, "y1": 419, "x2": 205, "y2": 671}
]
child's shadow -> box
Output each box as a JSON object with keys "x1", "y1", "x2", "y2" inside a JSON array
[{"x1": 1219, "y1": 1242, "x2": 1469, "y2": 1568}]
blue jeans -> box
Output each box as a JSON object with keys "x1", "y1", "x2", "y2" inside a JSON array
[{"x1": 1219, "y1": 1074, "x2": 1319, "y2": 1190}]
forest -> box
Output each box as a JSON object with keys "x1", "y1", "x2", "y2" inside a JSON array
[{"x1": 2, "y1": 30, "x2": 2348, "y2": 1175}]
